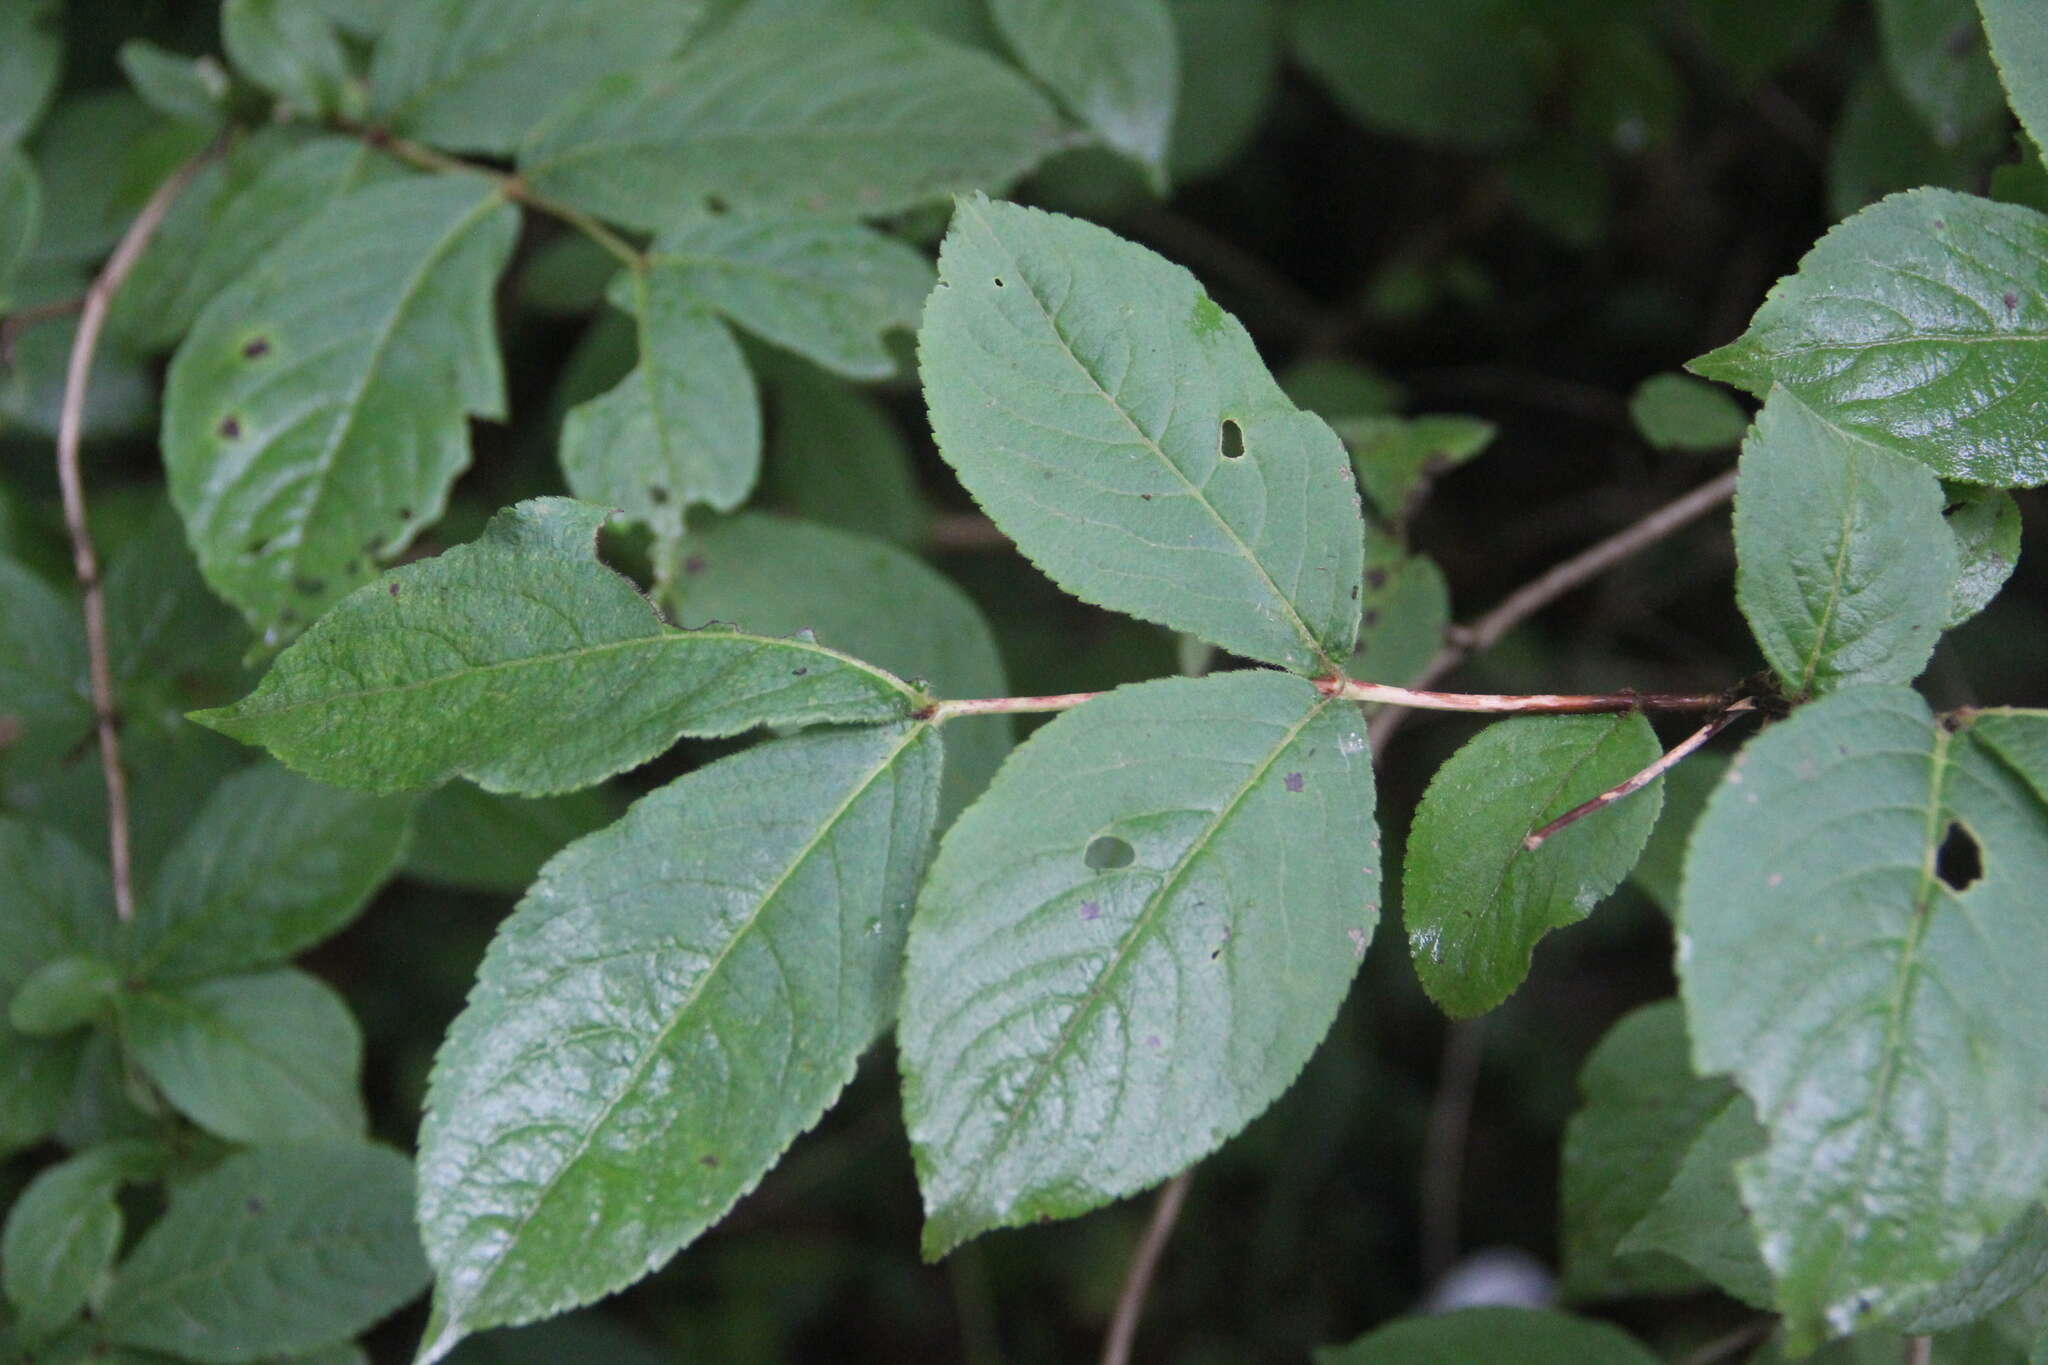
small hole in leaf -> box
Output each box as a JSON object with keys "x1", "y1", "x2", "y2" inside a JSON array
[
  {"x1": 1219, "y1": 418, "x2": 1245, "y2": 459},
  {"x1": 1083, "y1": 835, "x2": 1134, "y2": 870},
  {"x1": 992, "y1": 276, "x2": 1005, "y2": 288},
  {"x1": 1936, "y1": 821, "x2": 1982, "y2": 890}
]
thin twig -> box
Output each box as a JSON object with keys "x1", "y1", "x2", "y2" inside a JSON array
[
  {"x1": 1521, "y1": 701, "x2": 1756, "y2": 852},
  {"x1": 1420, "y1": 1017, "x2": 1487, "y2": 1282},
  {"x1": 1100, "y1": 1170, "x2": 1194, "y2": 1365},
  {"x1": 57, "y1": 142, "x2": 223, "y2": 922},
  {"x1": 925, "y1": 680, "x2": 1728, "y2": 726},
  {"x1": 0, "y1": 293, "x2": 85, "y2": 364}
]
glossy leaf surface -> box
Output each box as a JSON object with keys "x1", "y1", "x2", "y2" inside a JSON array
[
  {"x1": 921, "y1": 197, "x2": 1365, "y2": 674},
  {"x1": 990, "y1": 0, "x2": 1178, "y2": 182},
  {"x1": 900, "y1": 671, "x2": 1378, "y2": 1255}
]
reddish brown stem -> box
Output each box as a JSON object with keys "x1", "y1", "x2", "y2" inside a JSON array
[
  {"x1": 1522, "y1": 701, "x2": 1755, "y2": 853},
  {"x1": 926, "y1": 680, "x2": 1729, "y2": 726},
  {"x1": 1099, "y1": 1170, "x2": 1193, "y2": 1365}
]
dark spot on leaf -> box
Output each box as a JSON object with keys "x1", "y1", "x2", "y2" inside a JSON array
[
  {"x1": 647, "y1": 484, "x2": 670, "y2": 505},
  {"x1": 1365, "y1": 568, "x2": 1388, "y2": 590},
  {"x1": 1362, "y1": 610, "x2": 1379, "y2": 627},
  {"x1": 699, "y1": 1153, "x2": 719, "y2": 1168},
  {"x1": 218, "y1": 415, "x2": 242, "y2": 439},
  {"x1": 1350, "y1": 584, "x2": 1359, "y2": 600},
  {"x1": 388, "y1": 583, "x2": 400, "y2": 598},
  {"x1": 1146, "y1": 1035, "x2": 1162, "y2": 1049},
  {"x1": 1284, "y1": 772, "x2": 1304, "y2": 793},
  {"x1": 1084, "y1": 835, "x2": 1134, "y2": 870},
  {"x1": 294, "y1": 577, "x2": 325, "y2": 597},
  {"x1": 1140, "y1": 493, "x2": 1153, "y2": 501},
  {"x1": 1935, "y1": 218, "x2": 1948, "y2": 231},
  {"x1": 246, "y1": 1197, "x2": 267, "y2": 1215},
  {"x1": 1079, "y1": 900, "x2": 1101, "y2": 922},
  {"x1": 246, "y1": 537, "x2": 269, "y2": 557},
  {"x1": 684, "y1": 554, "x2": 708, "y2": 575},
  {"x1": 242, "y1": 336, "x2": 270, "y2": 359},
  {"x1": 791, "y1": 666, "x2": 808, "y2": 676},
  {"x1": 397, "y1": 506, "x2": 413, "y2": 520},
  {"x1": 2005, "y1": 291, "x2": 2019, "y2": 313},
  {"x1": 704, "y1": 196, "x2": 728, "y2": 215},
  {"x1": 1936, "y1": 821, "x2": 1983, "y2": 891},
  {"x1": 1219, "y1": 417, "x2": 1245, "y2": 460}
]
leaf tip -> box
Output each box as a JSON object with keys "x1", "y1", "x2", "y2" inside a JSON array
[{"x1": 413, "y1": 1299, "x2": 468, "y2": 1365}]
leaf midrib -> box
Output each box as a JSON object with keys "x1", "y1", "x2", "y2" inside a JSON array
[{"x1": 1799, "y1": 445, "x2": 1864, "y2": 694}]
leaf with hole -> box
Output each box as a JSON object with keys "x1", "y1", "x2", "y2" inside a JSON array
[
  {"x1": 899, "y1": 671, "x2": 1378, "y2": 1256},
  {"x1": 164, "y1": 173, "x2": 519, "y2": 634},
  {"x1": 990, "y1": 0, "x2": 1178, "y2": 185},
  {"x1": 1678, "y1": 686, "x2": 2048, "y2": 1348},
  {"x1": 1733, "y1": 389, "x2": 1956, "y2": 695},
  {"x1": 193, "y1": 499, "x2": 926, "y2": 794},
  {"x1": 1404, "y1": 713, "x2": 1664, "y2": 1018},
  {"x1": 920, "y1": 196, "x2": 1366, "y2": 675},
  {"x1": 415, "y1": 721, "x2": 941, "y2": 1361}
]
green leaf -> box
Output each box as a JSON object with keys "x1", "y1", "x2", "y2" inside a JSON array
[
  {"x1": 1691, "y1": 0, "x2": 1842, "y2": 88},
  {"x1": 193, "y1": 499, "x2": 925, "y2": 794},
  {"x1": 104, "y1": 498, "x2": 249, "y2": 685},
  {"x1": 1887, "y1": 1206, "x2": 2048, "y2": 1333},
  {"x1": 8, "y1": 955, "x2": 119, "y2": 1036},
  {"x1": 0, "y1": 145, "x2": 37, "y2": 309},
  {"x1": 673, "y1": 512, "x2": 1011, "y2": 820},
  {"x1": 1732, "y1": 390, "x2": 1956, "y2": 695},
  {"x1": 99, "y1": 1142, "x2": 429, "y2": 1362},
  {"x1": 1692, "y1": 190, "x2": 2048, "y2": 487},
  {"x1": 900, "y1": 671, "x2": 1378, "y2": 1256},
  {"x1": 415, "y1": 721, "x2": 942, "y2": 1360},
  {"x1": 649, "y1": 217, "x2": 933, "y2": 380},
  {"x1": 0, "y1": 554, "x2": 90, "y2": 771},
  {"x1": 0, "y1": 0, "x2": 60, "y2": 146},
  {"x1": 2, "y1": 1142, "x2": 164, "y2": 1345},
  {"x1": 223, "y1": 0, "x2": 353, "y2": 119},
  {"x1": 164, "y1": 174, "x2": 520, "y2": 635},
  {"x1": 1404, "y1": 713, "x2": 1664, "y2": 1018},
  {"x1": 1971, "y1": 709, "x2": 2048, "y2": 807},
  {"x1": 517, "y1": 19, "x2": 1064, "y2": 229},
  {"x1": 402, "y1": 784, "x2": 622, "y2": 894},
  {"x1": 559, "y1": 272, "x2": 759, "y2": 540},
  {"x1": 1287, "y1": 0, "x2": 1545, "y2": 149},
  {"x1": 0, "y1": 1030, "x2": 86, "y2": 1157},
  {"x1": 1827, "y1": 68, "x2": 2004, "y2": 221},
  {"x1": 118, "y1": 39, "x2": 231, "y2": 129},
  {"x1": 1875, "y1": 0, "x2": 2005, "y2": 146},
  {"x1": 1618, "y1": 1095, "x2": 1775, "y2": 1308},
  {"x1": 990, "y1": 0, "x2": 1178, "y2": 184},
  {"x1": 1679, "y1": 686, "x2": 2048, "y2": 1346},
  {"x1": 0, "y1": 818, "x2": 114, "y2": 1006},
  {"x1": 1168, "y1": 0, "x2": 1278, "y2": 180},
  {"x1": 1334, "y1": 413, "x2": 1497, "y2": 524},
  {"x1": 368, "y1": 0, "x2": 709, "y2": 155},
  {"x1": 1943, "y1": 483, "x2": 2022, "y2": 626},
  {"x1": 129, "y1": 762, "x2": 413, "y2": 980},
  {"x1": 1628, "y1": 751, "x2": 1728, "y2": 917},
  {"x1": 757, "y1": 359, "x2": 929, "y2": 546},
  {"x1": 1629, "y1": 373, "x2": 1748, "y2": 453},
  {"x1": 921, "y1": 196, "x2": 1366, "y2": 674},
  {"x1": 27, "y1": 91, "x2": 209, "y2": 267},
  {"x1": 1561, "y1": 1001, "x2": 1733, "y2": 1301},
  {"x1": 1980, "y1": 0, "x2": 2048, "y2": 155},
  {"x1": 1314, "y1": 1307, "x2": 1661, "y2": 1365},
  {"x1": 125, "y1": 969, "x2": 366, "y2": 1142},
  {"x1": 1350, "y1": 548, "x2": 1450, "y2": 689}
]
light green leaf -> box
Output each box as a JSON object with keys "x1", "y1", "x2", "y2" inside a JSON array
[
  {"x1": 0, "y1": 0, "x2": 60, "y2": 146},
  {"x1": 130, "y1": 762, "x2": 413, "y2": 981},
  {"x1": 757, "y1": 359, "x2": 929, "y2": 545},
  {"x1": 223, "y1": 0, "x2": 352, "y2": 118},
  {"x1": 1875, "y1": 0, "x2": 2005, "y2": 146},
  {"x1": 1629, "y1": 373, "x2": 1748, "y2": 453},
  {"x1": 518, "y1": 19, "x2": 1064, "y2": 229},
  {"x1": 2, "y1": 1141, "x2": 164, "y2": 1345},
  {"x1": 8, "y1": 955, "x2": 119, "y2": 1036},
  {"x1": 673, "y1": 511, "x2": 1010, "y2": 820},
  {"x1": 1561, "y1": 1001, "x2": 1732, "y2": 1301},
  {"x1": 990, "y1": 0, "x2": 1178, "y2": 183},
  {"x1": 125, "y1": 969, "x2": 365, "y2": 1142},
  {"x1": 921, "y1": 196, "x2": 1366, "y2": 674},
  {"x1": 1628, "y1": 751, "x2": 1728, "y2": 917},
  {"x1": 1349, "y1": 547, "x2": 1449, "y2": 689},
  {"x1": 118, "y1": 39, "x2": 230, "y2": 128},
  {"x1": 1314, "y1": 1307, "x2": 1661, "y2": 1365},
  {"x1": 1943, "y1": 483, "x2": 2022, "y2": 627},
  {"x1": 1287, "y1": 0, "x2": 1545, "y2": 148},
  {"x1": 1733, "y1": 390, "x2": 1956, "y2": 695},
  {"x1": 415, "y1": 721, "x2": 942, "y2": 1361},
  {"x1": 193, "y1": 499, "x2": 925, "y2": 794},
  {"x1": 560, "y1": 272, "x2": 758, "y2": 539},
  {"x1": 164, "y1": 174, "x2": 519, "y2": 634},
  {"x1": 1168, "y1": 0, "x2": 1277, "y2": 180},
  {"x1": 0, "y1": 554, "x2": 89, "y2": 771},
  {"x1": 100, "y1": 1143, "x2": 429, "y2": 1362},
  {"x1": 1404, "y1": 713, "x2": 1664, "y2": 1018},
  {"x1": 0, "y1": 145, "x2": 37, "y2": 308},
  {"x1": 1692, "y1": 190, "x2": 2048, "y2": 487},
  {"x1": 1619, "y1": 1095, "x2": 1775, "y2": 1308},
  {"x1": 900, "y1": 671, "x2": 1378, "y2": 1256},
  {"x1": 1679, "y1": 687, "x2": 2048, "y2": 1347},
  {"x1": 403, "y1": 784, "x2": 622, "y2": 895},
  {"x1": 369, "y1": 0, "x2": 708, "y2": 155},
  {"x1": 1980, "y1": 0, "x2": 2048, "y2": 155},
  {"x1": 650, "y1": 217, "x2": 933, "y2": 380},
  {"x1": 1334, "y1": 413, "x2": 1496, "y2": 524}
]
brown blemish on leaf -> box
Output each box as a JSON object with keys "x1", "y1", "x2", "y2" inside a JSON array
[
  {"x1": 1365, "y1": 567, "x2": 1388, "y2": 590},
  {"x1": 1283, "y1": 772, "x2": 1304, "y2": 792},
  {"x1": 388, "y1": 583, "x2": 401, "y2": 598},
  {"x1": 1079, "y1": 900, "x2": 1101, "y2": 922},
  {"x1": 242, "y1": 337, "x2": 270, "y2": 359},
  {"x1": 699, "y1": 1153, "x2": 719, "y2": 1168},
  {"x1": 218, "y1": 415, "x2": 242, "y2": 439}
]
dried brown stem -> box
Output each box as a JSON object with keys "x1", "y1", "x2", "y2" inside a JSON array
[
  {"x1": 1522, "y1": 701, "x2": 1756, "y2": 852},
  {"x1": 1099, "y1": 1170, "x2": 1193, "y2": 1365},
  {"x1": 57, "y1": 142, "x2": 223, "y2": 922}
]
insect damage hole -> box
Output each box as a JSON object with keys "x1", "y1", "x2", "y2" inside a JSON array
[
  {"x1": 1219, "y1": 417, "x2": 1245, "y2": 459},
  {"x1": 1083, "y1": 835, "x2": 1134, "y2": 870},
  {"x1": 1935, "y1": 820, "x2": 1983, "y2": 891}
]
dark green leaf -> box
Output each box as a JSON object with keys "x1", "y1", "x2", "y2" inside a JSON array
[
  {"x1": 1350, "y1": 548, "x2": 1450, "y2": 689},
  {"x1": 8, "y1": 955, "x2": 119, "y2": 1036},
  {"x1": 517, "y1": 19, "x2": 1064, "y2": 229},
  {"x1": 1618, "y1": 1095, "x2": 1775, "y2": 1307},
  {"x1": 1405, "y1": 713, "x2": 1664, "y2": 1018},
  {"x1": 1693, "y1": 190, "x2": 2048, "y2": 487},
  {"x1": 1980, "y1": 0, "x2": 2048, "y2": 155},
  {"x1": 1827, "y1": 68, "x2": 2004, "y2": 221},
  {"x1": 1287, "y1": 0, "x2": 1545, "y2": 148},
  {"x1": 0, "y1": 553, "x2": 89, "y2": 771},
  {"x1": 1679, "y1": 687, "x2": 2048, "y2": 1346},
  {"x1": 0, "y1": 146, "x2": 37, "y2": 308},
  {"x1": 1, "y1": 1141, "x2": 164, "y2": 1344},
  {"x1": 27, "y1": 91, "x2": 208, "y2": 266},
  {"x1": 369, "y1": 0, "x2": 709, "y2": 155},
  {"x1": 1875, "y1": 0, "x2": 2005, "y2": 146},
  {"x1": 0, "y1": 1030, "x2": 86, "y2": 1156},
  {"x1": 415, "y1": 721, "x2": 942, "y2": 1360},
  {"x1": 100, "y1": 1143, "x2": 429, "y2": 1362},
  {"x1": 900, "y1": 671, "x2": 1378, "y2": 1255},
  {"x1": 1628, "y1": 751, "x2": 1728, "y2": 916},
  {"x1": 402, "y1": 784, "x2": 622, "y2": 895},
  {"x1": 1168, "y1": 0, "x2": 1277, "y2": 180},
  {"x1": 650, "y1": 217, "x2": 933, "y2": 380},
  {"x1": 223, "y1": 0, "x2": 352, "y2": 119},
  {"x1": 0, "y1": 0, "x2": 60, "y2": 146},
  {"x1": 164, "y1": 174, "x2": 519, "y2": 633},
  {"x1": 990, "y1": 0, "x2": 1178, "y2": 183},
  {"x1": 1943, "y1": 483, "x2": 2022, "y2": 626},
  {"x1": 118, "y1": 39, "x2": 230, "y2": 128},
  {"x1": 1970, "y1": 709, "x2": 2048, "y2": 807},
  {"x1": 1629, "y1": 373, "x2": 1748, "y2": 453},
  {"x1": 104, "y1": 499, "x2": 249, "y2": 685},
  {"x1": 921, "y1": 197, "x2": 1366, "y2": 674},
  {"x1": 757, "y1": 359, "x2": 929, "y2": 546},
  {"x1": 1314, "y1": 1307, "x2": 1661, "y2": 1365},
  {"x1": 125, "y1": 969, "x2": 366, "y2": 1142},
  {"x1": 1733, "y1": 390, "x2": 1956, "y2": 695},
  {"x1": 194, "y1": 499, "x2": 926, "y2": 794},
  {"x1": 1690, "y1": 0, "x2": 1842, "y2": 88}
]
